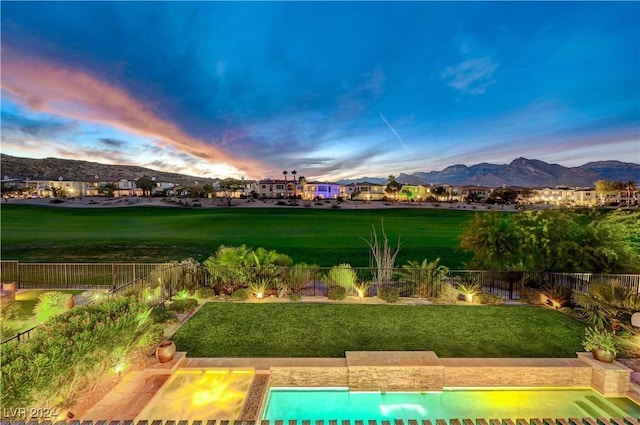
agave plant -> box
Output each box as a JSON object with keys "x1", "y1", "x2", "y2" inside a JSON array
[
  {"x1": 33, "y1": 291, "x2": 73, "y2": 323},
  {"x1": 456, "y1": 277, "x2": 482, "y2": 302}
]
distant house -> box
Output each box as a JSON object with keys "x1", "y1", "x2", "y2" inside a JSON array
[
  {"x1": 25, "y1": 178, "x2": 90, "y2": 197},
  {"x1": 344, "y1": 182, "x2": 386, "y2": 201},
  {"x1": 301, "y1": 182, "x2": 343, "y2": 200},
  {"x1": 398, "y1": 184, "x2": 427, "y2": 202},
  {"x1": 258, "y1": 179, "x2": 297, "y2": 198},
  {"x1": 461, "y1": 186, "x2": 494, "y2": 203}
]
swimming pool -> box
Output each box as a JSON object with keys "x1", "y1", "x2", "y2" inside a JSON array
[{"x1": 262, "y1": 388, "x2": 640, "y2": 420}]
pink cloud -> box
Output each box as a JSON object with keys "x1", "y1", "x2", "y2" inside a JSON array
[{"x1": 1, "y1": 46, "x2": 266, "y2": 177}]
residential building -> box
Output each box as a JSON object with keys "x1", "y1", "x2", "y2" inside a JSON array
[
  {"x1": 301, "y1": 182, "x2": 343, "y2": 200},
  {"x1": 258, "y1": 179, "x2": 297, "y2": 198},
  {"x1": 344, "y1": 182, "x2": 386, "y2": 201},
  {"x1": 398, "y1": 184, "x2": 428, "y2": 202}
]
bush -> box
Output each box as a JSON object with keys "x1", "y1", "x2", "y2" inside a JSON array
[
  {"x1": 519, "y1": 288, "x2": 545, "y2": 305},
  {"x1": 542, "y1": 284, "x2": 572, "y2": 308},
  {"x1": 289, "y1": 293, "x2": 302, "y2": 301},
  {"x1": 1, "y1": 298, "x2": 153, "y2": 412},
  {"x1": 168, "y1": 298, "x2": 198, "y2": 313},
  {"x1": 477, "y1": 292, "x2": 503, "y2": 305},
  {"x1": 377, "y1": 286, "x2": 399, "y2": 303},
  {"x1": 0, "y1": 299, "x2": 20, "y2": 320},
  {"x1": 150, "y1": 306, "x2": 177, "y2": 323},
  {"x1": 138, "y1": 324, "x2": 165, "y2": 348},
  {"x1": 33, "y1": 291, "x2": 73, "y2": 323},
  {"x1": 437, "y1": 283, "x2": 459, "y2": 303},
  {"x1": 323, "y1": 264, "x2": 357, "y2": 289},
  {"x1": 194, "y1": 287, "x2": 215, "y2": 299},
  {"x1": 231, "y1": 288, "x2": 251, "y2": 300},
  {"x1": 327, "y1": 286, "x2": 347, "y2": 300}
]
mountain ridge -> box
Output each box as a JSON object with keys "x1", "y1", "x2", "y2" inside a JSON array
[{"x1": 1, "y1": 154, "x2": 638, "y2": 188}]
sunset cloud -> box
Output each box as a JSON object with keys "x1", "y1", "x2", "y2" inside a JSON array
[{"x1": 1, "y1": 47, "x2": 265, "y2": 178}]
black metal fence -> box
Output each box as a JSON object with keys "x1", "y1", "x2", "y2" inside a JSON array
[{"x1": 0, "y1": 261, "x2": 166, "y2": 290}]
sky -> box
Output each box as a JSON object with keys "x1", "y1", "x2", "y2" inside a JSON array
[{"x1": 1, "y1": 2, "x2": 639, "y2": 181}]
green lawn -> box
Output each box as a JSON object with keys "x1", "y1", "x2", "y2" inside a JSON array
[
  {"x1": 171, "y1": 303, "x2": 586, "y2": 358},
  {"x1": 0, "y1": 205, "x2": 475, "y2": 267}
]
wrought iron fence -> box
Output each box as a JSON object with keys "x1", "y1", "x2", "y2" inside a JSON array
[{"x1": 0, "y1": 261, "x2": 167, "y2": 289}]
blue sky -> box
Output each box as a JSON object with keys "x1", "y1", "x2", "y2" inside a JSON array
[{"x1": 1, "y1": 1, "x2": 639, "y2": 180}]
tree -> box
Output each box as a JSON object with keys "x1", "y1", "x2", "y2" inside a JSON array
[
  {"x1": 291, "y1": 170, "x2": 297, "y2": 184},
  {"x1": 385, "y1": 175, "x2": 402, "y2": 201},
  {"x1": 282, "y1": 170, "x2": 288, "y2": 198},
  {"x1": 99, "y1": 182, "x2": 117, "y2": 199},
  {"x1": 595, "y1": 180, "x2": 624, "y2": 206},
  {"x1": 136, "y1": 175, "x2": 155, "y2": 198},
  {"x1": 217, "y1": 178, "x2": 244, "y2": 206},
  {"x1": 459, "y1": 210, "x2": 640, "y2": 273},
  {"x1": 624, "y1": 180, "x2": 636, "y2": 207},
  {"x1": 400, "y1": 258, "x2": 449, "y2": 298},
  {"x1": 488, "y1": 188, "x2": 519, "y2": 208}
]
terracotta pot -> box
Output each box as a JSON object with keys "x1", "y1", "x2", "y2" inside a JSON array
[
  {"x1": 66, "y1": 295, "x2": 75, "y2": 309},
  {"x1": 156, "y1": 340, "x2": 176, "y2": 363},
  {"x1": 592, "y1": 348, "x2": 616, "y2": 363},
  {"x1": 2, "y1": 282, "x2": 16, "y2": 292},
  {"x1": 464, "y1": 293, "x2": 473, "y2": 302}
]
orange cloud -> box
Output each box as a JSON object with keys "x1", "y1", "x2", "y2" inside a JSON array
[{"x1": 1, "y1": 46, "x2": 266, "y2": 178}]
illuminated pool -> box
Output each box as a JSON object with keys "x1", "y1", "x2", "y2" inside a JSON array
[
  {"x1": 136, "y1": 370, "x2": 254, "y2": 421},
  {"x1": 262, "y1": 388, "x2": 640, "y2": 420}
]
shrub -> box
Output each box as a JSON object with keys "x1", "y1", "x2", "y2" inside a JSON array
[
  {"x1": 289, "y1": 293, "x2": 302, "y2": 301},
  {"x1": 231, "y1": 288, "x2": 251, "y2": 300},
  {"x1": 1, "y1": 298, "x2": 153, "y2": 413},
  {"x1": 137, "y1": 324, "x2": 165, "y2": 348},
  {"x1": 519, "y1": 288, "x2": 545, "y2": 305},
  {"x1": 477, "y1": 292, "x2": 503, "y2": 305},
  {"x1": 377, "y1": 286, "x2": 399, "y2": 303},
  {"x1": 168, "y1": 298, "x2": 198, "y2": 313},
  {"x1": 323, "y1": 264, "x2": 357, "y2": 289},
  {"x1": 0, "y1": 299, "x2": 20, "y2": 320},
  {"x1": 276, "y1": 201, "x2": 287, "y2": 206},
  {"x1": 437, "y1": 283, "x2": 459, "y2": 303},
  {"x1": 150, "y1": 306, "x2": 177, "y2": 323},
  {"x1": 194, "y1": 287, "x2": 215, "y2": 299},
  {"x1": 327, "y1": 286, "x2": 347, "y2": 300},
  {"x1": 583, "y1": 326, "x2": 617, "y2": 354}
]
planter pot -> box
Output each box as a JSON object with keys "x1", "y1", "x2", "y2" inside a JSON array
[
  {"x1": 464, "y1": 294, "x2": 473, "y2": 302},
  {"x1": 592, "y1": 348, "x2": 616, "y2": 363},
  {"x1": 66, "y1": 295, "x2": 75, "y2": 310},
  {"x1": 2, "y1": 282, "x2": 16, "y2": 292},
  {"x1": 156, "y1": 340, "x2": 176, "y2": 363}
]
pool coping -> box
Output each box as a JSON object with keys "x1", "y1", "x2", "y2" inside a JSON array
[{"x1": 81, "y1": 351, "x2": 638, "y2": 422}]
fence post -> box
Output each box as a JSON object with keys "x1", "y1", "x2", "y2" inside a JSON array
[
  {"x1": 112, "y1": 264, "x2": 116, "y2": 290},
  {"x1": 64, "y1": 263, "x2": 69, "y2": 289},
  {"x1": 16, "y1": 260, "x2": 21, "y2": 289}
]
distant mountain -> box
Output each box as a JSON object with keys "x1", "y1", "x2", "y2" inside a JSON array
[
  {"x1": 2, "y1": 154, "x2": 638, "y2": 188},
  {"x1": 0, "y1": 154, "x2": 218, "y2": 187},
  {"x1": 396, "y1": 158, "x2": 640, "y2": 187},
  {"x1": 335, "y1": 177, "x2": 388, "y2": 185}
]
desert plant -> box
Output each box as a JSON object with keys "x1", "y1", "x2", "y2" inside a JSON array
[
  {"x1": 168, "y1": 298, "x2": 198, "y2": 313},
  {"x1": 194, "y1": 286, "x2": 215, "y2": 299},
  {"x1": 362, "y1": 221, "x2": 401, "y2": 285},
  {"x1": 582, "y1": 326, "x2": 617, "y2": 355},
  {"x1": 32, "y1": 291, "x2": 73, "y2": 323},
  {"x1": 248, "y1": 278, "x2": 272, "y2": 299},
  {"x1": 456, "y1": 278, "x2": 482, "y2": 302},
  {"x1": 0, "y1": 299, "x2": 20, "y2": 320},
  {"x1": 175, "y1": 289, "x2": 191, "y2": 299},
  {"x1": 323, "y1": 264, "x2": 357, "y2": 289},
  {"x1": 542, "y1": 284, "x2": 572, "y2": 309},
  {"x1": 574, "y1": 281, "x2": 638, "y2": 332},
  {"x1": 286, "y1": 263, "x2": 318, "y2": 294},
  {"x1": 437, "y1": 283, "x2": 459, "y2": 303},
  {"x1": 519, "y1": 288, "x2": 545, "y2": 305},
  {"x1": 150, "y1": 306, "x2": 177, "y2": 323},
  {"x1": 327, "y1": 286, "x2": 347, "y2": 300},
  {"x1": 377, "y1": 286, "x2": 399, "y2": 303},
  {"x1": 231, "y1": 288, "x2": 251, "y2": 300},
  {"x1": 353, "y1": 281, "x2": 372, "y2": 299},
  {"x1": 399, "y1": 258, "x2": 449, "y2": 298},
  {"x1": 477, "y1": 292, "x2": 504, "y2": 305}
]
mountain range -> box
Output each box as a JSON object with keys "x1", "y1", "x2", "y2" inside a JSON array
[{"x1": 1, "y1": 154, "x2": 639, "y2": 188}]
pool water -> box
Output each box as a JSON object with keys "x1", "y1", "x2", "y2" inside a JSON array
[
  {"x1": 262, "y1": 388, "x2": 640, "y2": 420},
  {"x1": 136, "y1": 370, "x2": 254, "y2": 421}
]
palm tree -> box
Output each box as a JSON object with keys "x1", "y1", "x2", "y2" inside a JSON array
[
  {"x1": 625, "y1": 181, "x2": 636, "y2": 207},
  {"x1": 399, "y1": 258, "x2": 449, "y2": 298},
  {"x1": 291, "y1": 170, "x2": 297, "y2": 183},
  {"x1": 282, "y1": 170, "x2": 288, "y2": 198}
]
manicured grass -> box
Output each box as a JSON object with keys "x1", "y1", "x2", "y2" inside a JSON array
[
  {"x1": 1, "y1": 205, "x2": 475, "y2": 267},
  {"x1": 171, "y1": 303, "x2": 586, "y2": 358}
]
